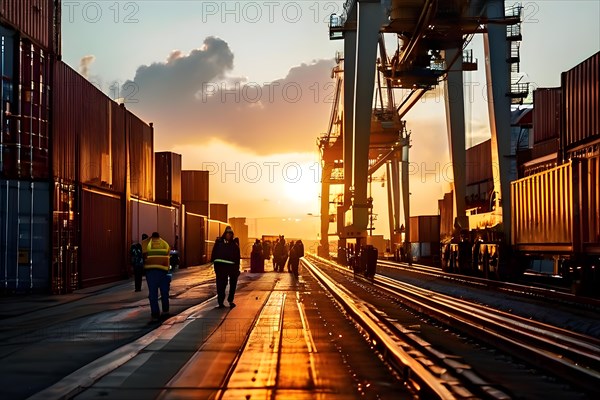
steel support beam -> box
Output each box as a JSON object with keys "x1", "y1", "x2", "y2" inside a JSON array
[
  {"x1": 386, "y1": 161, "x2": 395, "y2": 245},
  {"x1": 319, "y1": 162, "x2": 333, "y2": 257},
  {"x1": 401, "y1": 136, "x2": 410, "y2": 257},
  {"x1": 349, "y1": 0, "x2": 382, "y2": 236},
  {"x1": 343, "y1": 30, "x2": 356, "y2": 209},
  {"x1": 444, "y1": 47, "x2": 467, "y2": 224},
  {"x1": 484, "y1": 0, "x2": 512, "y2": 241}
]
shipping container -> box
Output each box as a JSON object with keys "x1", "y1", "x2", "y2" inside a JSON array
[
  {"x1": 207, "y1": 219, "x2": 228, "y2": 258},
  {"x1": 0, "y1": 0, "x2": 56, "y2": 52},
  {"x1": 1, "y1": 34, "x2": 51, "y2": 180},
  {"x1": 1, "y1": 179, "x2": 50, "y2": 292},
  {"x1": 183, "y1": 211, "x2": 205, "y2": 266},
  {"x1": 466, "y1": 139, "x2": 493, "y2": 185},
  {"x1": 533, "y1": 88, "x2": 561, "y2": 144},
  {"x1": 155, "y1": 152, "x2": 182, "y2": 206},
  {"x1": 52, "y1": 180, "x2": 78, "y2": 294},
  {"x1": 80, "y1": 188, "x2": 125, "y2": 287},
  {"x1": 129, "y1": 198, "x2": 178, "y2": 249},
  {"x1": 511, "y1": 162, "x2": 575, "y2": 251},
  {"x1": 52, "y1": 61, "x2": 127, "y2": 192},
  {"x1": 409, "y1": 215, "x2": 440, "y2": 243},
  {"x1": 128, "y1": 111, "x2": 154, "y2": 201},
  {"x1": 183, "y1": 200, "x2": 208, "y2": 217},
  {"x1": 438, "y1": 191, "x2": 453, "y2": 242},
  {"x1": 210, "y1": 203, "x2": 228, "y2": 223},
  {"x1": 532, "y1": 138, "x2": 559, "y2": 160},
  {"x1": 562, "y1": 52, "x2": 600, "y2": 151},
  {"x1": 182, "y1": 170, "x2": 209, "y2": 202}
]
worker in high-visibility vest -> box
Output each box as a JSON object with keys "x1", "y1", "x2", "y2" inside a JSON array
[
  {"x1": 211, "y1": 226, "x2": 241, "y2": 308},
  {"x1": 143, "y1": 231, "x2": 171, "y2": 321}
]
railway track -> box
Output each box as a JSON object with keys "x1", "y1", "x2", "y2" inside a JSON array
[
  {"x1": 306, "y1": 255, "x2": 600, "y2": 397},
  {"x1": 377, "y1": 259, "x2": 600, "y2": 309}
]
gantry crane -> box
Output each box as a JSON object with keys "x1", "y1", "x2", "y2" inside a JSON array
[{"x1": 318, "y1": 0, "x2": 528, "y2": 259}]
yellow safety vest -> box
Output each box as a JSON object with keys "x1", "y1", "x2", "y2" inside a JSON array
[{"x1": 144, "y1": 238, "x2": 170, "y2": 271}]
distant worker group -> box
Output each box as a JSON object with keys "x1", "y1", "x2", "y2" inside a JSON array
[{"x1": 251, "y1": 235, "x2": 304, "y2": 278}]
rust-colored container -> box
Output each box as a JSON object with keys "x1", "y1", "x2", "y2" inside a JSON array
[
  {"x1": 466, "y1": 140, "x2": 493, "y2": 185},
  {"x1": 155, "y1": 152, "x2": 182, "y2": 206},
  {"x1": 409, "y1": 215, "x2": 440, "y2": 243},
  {"x1": 183, "y1": 212, "x2": 206, "y2": 267},
  {"x1": 1, "y1": 38, "x2": 51, "y2": 180},
  {"x1": 0, "y1": 0, "x2": 56, "y2": 51},
  {"x1": 80, "y1": 188, "x2": 125, "y2": 288},
  {"x1": 562, "y1": 52, "x2": 600, "y2": 151},
  {"x1": 128, "y1": 111, "x2": 154, "y2": 201},
  {"x1": 210, "y1": 203, "x2": 228, "y2": 223},
  {"x1": 511, "y1": 162, "x2": 575, "y2": 251},
  {"x1": 182, "y1": 170, "x2": 209, "y2": 202},
  {"x1": 533, "y1": 88, "x2": 561, "y2": 144},
  {"x1": 183, "y1": 200, "x2": 208, "y2": 217},
  {"x1": 438, "y1": 192, "x2": 454, "y2": 242},
  {"x1": 52, "y1": 61, "x2": 127, "y2": 192},
  {"x1": 532, "y1": 138, "x2": 559, "y2": 160}
]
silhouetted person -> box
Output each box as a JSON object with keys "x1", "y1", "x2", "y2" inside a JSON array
[
  {"x1": 211, "y1": 226, "x2": 241, "y2": 308},
  {"x1": 130, "y1": 233, "x2": 147, "y2": 292},
  {"x1": 289, "y1": 240, "x2": 305, "y2": 278},
  {"x1": 251, "y1": 239, "x2": 264, "y2": 272}
]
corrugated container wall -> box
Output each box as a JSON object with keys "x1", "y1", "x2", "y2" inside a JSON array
[
  {"x1": 466, "y1": 140, "x2": 493, "y2": 185},
  {"x1": 409, "y1": 215, "x2": 440, "y2": 243},
  {"x1": 182, "y1": 170, "x2": 209, "y2": 202},
  {"x1": 438, "y1": 192, "x2": 454, "y2": 241},
  {"x1": 533, "y1": 88, "x2": 561, "y2": 144},
  {"x1": 183, "y1": 212, "x2": 205, "y2": 267},
  {"x1": 210, "y1": 203, "x2": 228, "y2": 223},
  {"x1": 1, "y1": 180, "x2": 50, "y2": 292},
  {"x1": 52, "y1": 61, "x2": 126, "y2": 192},
  {"x1": 155, "y1": 152, "x2": 182, "y2": 206},
  {"x1": 1, "y1": 34, "x2": 51, "y2": 180},
  {"x1": 0, "y1": 0, "x2": 57, "y2": 52},
  {"x1": 128, "y1": 111, "x2": 154, "y2": 201},
  {"x1": 80, "y1": 189, "x2": 125, "y2": 287},
  {"x1": 562, "y1": 52, "x2": 600, "y2": 151}
]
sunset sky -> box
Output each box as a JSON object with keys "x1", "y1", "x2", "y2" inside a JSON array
[{"x1": 62, "y1": 1, "x2": 600, "y2": 239}]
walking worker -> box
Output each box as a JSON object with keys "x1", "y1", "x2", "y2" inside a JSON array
[
  {"x1": 211, "y1": 226, "x2": 241, "y2": 308},
  {"x1": 289, "y1": 240, "x2": 305, "y2": 278},
  {"x1": 130, "y1": 233, "x2": 148, "y2": 292},
  {"x1": 143, "y1": 232, "x2": 171, "y2": 322}
]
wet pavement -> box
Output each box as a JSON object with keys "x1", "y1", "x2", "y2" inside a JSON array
[
  {"x1": 0, "y1": 263, "x2": 221, "y2": 400},
  {"x1": 10, "y1": 264, "x2": 409, "y2": 400}
]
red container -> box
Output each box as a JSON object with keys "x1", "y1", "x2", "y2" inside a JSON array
[
  {"x1": 0, "y1": 0, "x2": 56, "y2": 52},
  {"x1": 182, "y1": 170, "x2": 209, "y2": 202},
  {"x1": 532, "y1": 139, "x2": 559, "y2": 160},
  {"x1": 438, "y1": 192, "x2": 454, "y2": 242},
  {"x1": 128, "y1": 111, "x2": 154, "y2": 201},
  {"x1": 2, "y1": 39, "x2": 51, "y2": 180},
  {"x1": 52, "y1": 180, "x2": 79, "y2": 293},
  {"x1": 562, "y1": 52, "x2": 600, "y2": 150},
  {"x1": 52, "y1": 61, "x2": 127, "y2": 192},
  {"x1": 183, "y1": 200, "x2": 208, "y2": 216},
  {"x1": 210, "y1": 203, "x2": 228, "y2": 223},
  {"x1": 533, "y1": 88, "x2": 561, "y2": 144},
  {"x1": 183, "y1": 212, "x2": 206, "y2": 266},
  {"x1": 466, "y1": 139, "x2": 493, "y2": 185},
  {"x1": 155, "y1": 152, "x2": 182, "y2": 206},
  {"x1": 409, "y1": 215, "x2": 440, "y2": 243},
  {"x1": 80, "y1": 188, "x2": 125, "y2": 288}
]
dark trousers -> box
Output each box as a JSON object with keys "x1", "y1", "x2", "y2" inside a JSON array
[
  {"x1": 290, "y1": 258, "x2": 300, "y2": 277},
  {"x1": 146, "y1": 269, "x2": 170, "y2": 317},
  {"x1": 133, "y1": 264, "x2": 144, "y2": 291},
  {"x1": 215, "y1": 264, "x2": 239, "y2": 305}
]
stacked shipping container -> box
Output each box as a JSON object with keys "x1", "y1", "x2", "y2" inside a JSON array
[
  {"x1": 1, "y1": 1, "x2": 56, "y2": 292},
  {"x1": 532, "y1": 88, "x2": 561, "y2": 160},
  {"x1": 562, "y1": 52, "x2": 600, "y2": 154}
]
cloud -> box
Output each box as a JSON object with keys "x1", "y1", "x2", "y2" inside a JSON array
[
  {"x1": 122, "y1": 36, "x2": 335, "y2": 155},
  {"x1": 79, "y1": 55, "x2": 95, "y2": 78}
]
